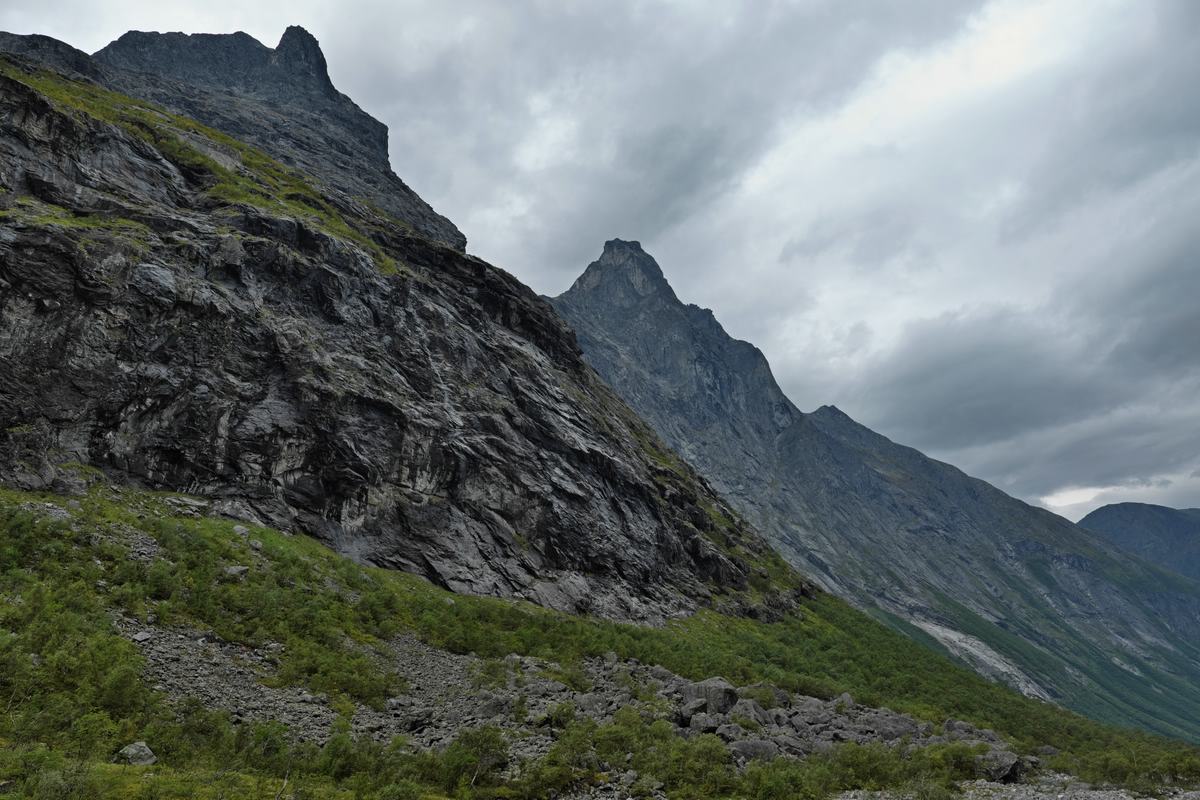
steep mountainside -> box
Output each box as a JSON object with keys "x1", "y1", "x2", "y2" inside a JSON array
[
  {"x1": 1082, "y1": 503, "x2": 1200, "y2": 583},
  {"x1": 552, "y1": 239, "x2": 1200, "y2": 741},
  {"x1": 0, "y1": 28, "x2": 464, "y2": 249},
  {"x1": 0, "y1": 45, "x2": 806, "y2": 624}
]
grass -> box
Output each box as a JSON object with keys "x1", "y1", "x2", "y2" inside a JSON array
[
  {"x1": 0, "y1": 56, "x2": 406, "y2": 275},
  {"x1": 1, "y1": 485, "x2": 1199, "y2": 798}
]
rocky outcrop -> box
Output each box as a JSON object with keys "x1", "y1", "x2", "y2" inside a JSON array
[
  {"x1": 551, "y1": 240, "x2": 1200, "y2": 740},
  {"x1": 1081, "y1": 503, "x2": 1200, "y2": 583},
  {"x1": 0, "y1": 56, "x2": 801, "y2": 622},
  {"x1": 0, "y1": 27, "x2": 463, "y2": 249}
]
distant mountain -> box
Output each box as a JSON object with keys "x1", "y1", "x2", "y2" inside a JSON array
[
  {"x1": 1082, "y1": 503, "x2": 1200, "y2": 583},
  {"x1": 551, "y1": 239, "x2": 1200, "y2": 741}
]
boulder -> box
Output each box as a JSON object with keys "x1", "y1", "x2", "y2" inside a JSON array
[
  {"x1": 689, "y1": 713, "x2": 722, "y2": 733},
  {"x1": 675, "y1": 697, "x2": 707, "y2": 725},
  {"x1": 682, "y1": 677, "x2": 738, "y2": 714},
  {"x1": 944, "y1": 718, "x2": 978, "y2": 740},
  {"x1": 715, "y1": 724, "x2": 744, "y2": 742},
  {"x1": 223, "y1": 565, "x2": 250, "y2": 581},
  {"x1": 729, "y1": 739, "x2": 780, "y2": 762},
  {"x1": 975, "y1": 749, "x2": 1024, "y2": 783},
  {"x1": 116, "y1": 741, "x2": 157, "y2": 766},
  {"x1": 729, "y1": 698, "x2": 771, "y2": 727}
]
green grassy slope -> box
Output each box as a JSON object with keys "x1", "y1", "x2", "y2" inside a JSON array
[{"x1": 2, "y1": 485, "x2": 1199, "y2": 799}]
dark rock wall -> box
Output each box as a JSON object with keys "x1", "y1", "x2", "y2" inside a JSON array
[{"x1": 0, "y1": 61, "x2": 788, "y2": 623}]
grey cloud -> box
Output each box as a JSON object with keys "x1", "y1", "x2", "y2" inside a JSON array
[
  {"x1": 841, "y1": 307, "x2": 1126, "y2": 452},
  {"x1": 780, "y1": 204, "x2": 924, "y2": 269},
  {"x1": 998, "y1": 4, "x2": 1200, "y2": 240},
  {"x1": 300, "y1": 1, "x2": 986, "y2": 291}
]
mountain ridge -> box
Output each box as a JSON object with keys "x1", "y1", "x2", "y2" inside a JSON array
[
  {"x1": 0, "y1": 25, "x2": 464, "y2": 249},
  {"x1": 552, "y1": 239, "x2": 1200, "y2": 741},
  {"x1": 1082, "y1": 502, "x2": 1200, "y2": 583}
]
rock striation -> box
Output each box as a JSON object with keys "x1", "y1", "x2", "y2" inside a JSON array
[
  {"x1": 0, "y1": 50, "x2": 801, "y2": 623},
  {"x1": 552, "y1": 239, "x2": 1200, "y2": 740}
]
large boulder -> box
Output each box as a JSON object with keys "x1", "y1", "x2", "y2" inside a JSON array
[
  {"x1": 689, "y1": 713, "x2": 723, "y2": 733},
  {"x1": 682, "y1": 677, "x2": 739, "y2": 715},
  {"x1": 974, "y1": 749, "x2": 1024, "y2": 783},
  {"x1": 729, "y1": 739, "x2": 780, "y2": 762},
  {"x1": 729, "y1": 698, "x2": 772, "y2": 727},
  {"x1": 116, "y1": 741, "x2": 157, "y2": 766}
]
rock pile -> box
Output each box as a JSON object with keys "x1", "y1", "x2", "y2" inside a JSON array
[{"x1": 118, "y1": 614, "x2": 1030, "y2": 779}]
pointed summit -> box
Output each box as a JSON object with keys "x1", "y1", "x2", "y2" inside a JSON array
[
  {"x1": 273, "y1": 25, "x2": 333, "y2": 93},
  {"x1": 559, "y1": 239, "x2": 677, "y2": 310},
  {"x1": 83, "y1": 25, "x2": 466, "y2": 249}
]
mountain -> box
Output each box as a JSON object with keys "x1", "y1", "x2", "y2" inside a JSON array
[
  {"x1": 2, "y1": 28, "x2": 1200, "y2": 799},
  {"x1": 1082, "y1": 503, "x2": 1200, "y2": 583},
  {"x1": 552, "y1": 239, "x2": 1200, "y2": 741},
  {"x1": 0, "y1": 37, "x2": 807, "y2": 624},
  {"x1": 0, "y1": 27, "x2": 464, "y2": 250}
]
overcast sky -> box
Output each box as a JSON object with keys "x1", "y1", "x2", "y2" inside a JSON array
[{"x1": 4, "y1": 0, "x2": 1198, "y2": 520}]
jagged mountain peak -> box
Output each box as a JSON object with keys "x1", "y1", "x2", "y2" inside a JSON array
[
  {"x1": 272, "y1": 25, "x2": 334, "y2": 92},
  {"x1": 564, "y1": 238, "x2": 677, "y2": 305},
  {"x1": 552, "y1": 240, "x2": 1200, "y2": 741},
  {"x1": 95, "y1": 26, "x2": 335, "y2": 99},
  {"x1": 0, "y1": 54, "x2": 811, "y2": 625},
  {"x1": 26, "y1": 25, "x2": 470, "y2": 249}
]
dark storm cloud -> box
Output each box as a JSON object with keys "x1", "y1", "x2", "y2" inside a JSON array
[
  {"x1": 840, "y1": 138, "x2": 1200, "y2": 511},
  {"x1": 304, "y1": 1, "x2": 985, "y2": 289}
]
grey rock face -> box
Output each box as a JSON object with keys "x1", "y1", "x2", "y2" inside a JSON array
[
  {"x1": 728, "y1": 739, "x2": 779, "y2": 762},
  {"x1": 0, "y1": 27, "x2": 464, "y2": 250},
  {"x1": 974, "y1": 749, "x2": 1024, "y2": 783},
  {"x1": 681, "y1": 677, "x2": 739, "y2": 715},
  {"x1": 1081, "y1": 502, "x2": 1200, "y2": 583},
  {"x1": 0, "y1": 59, "x2": 791, "y2": 622},
  {"x1": 551, "y1": 239, "x2": 1200, "y2": 740},
  {"x1": 116, "y1": 741, "x2": 157, "y2": 766}
]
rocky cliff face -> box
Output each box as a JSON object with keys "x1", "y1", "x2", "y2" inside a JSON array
[
  {"x1": 1082, "y1": 503, "x2": 1200, "y2": 583},
  {"x1": 0, "y1": 49, "x2": 803, "y2": 623},
  {"x1": 553, "y1": 239, "x2": 1200, "y2": 741},
  {"x1": 0, "y1": 26, "x2": 464, "y2": 249}
]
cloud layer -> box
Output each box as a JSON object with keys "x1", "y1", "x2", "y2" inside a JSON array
[{"x1": 4, "y1": 0, "x2": 1198, "y2": 519}]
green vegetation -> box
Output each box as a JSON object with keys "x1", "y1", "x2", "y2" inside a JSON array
[
  {"x1": 1, "y1": 485, "x2": 1199, "y2": 798},
  {"x1": 0, "y1": 56, "x2": 405, "y2": 275},
  {"x1": 0, "y1": 196, "x2": 149, "y2": 236}
]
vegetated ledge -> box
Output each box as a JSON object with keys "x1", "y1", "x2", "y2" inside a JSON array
[
  {"x1": 2, "y1": 482, "x2": 1200, "y2": 799},
  {"x1": 0, "y1": 54, "x2": 412, "y2": 274}
]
